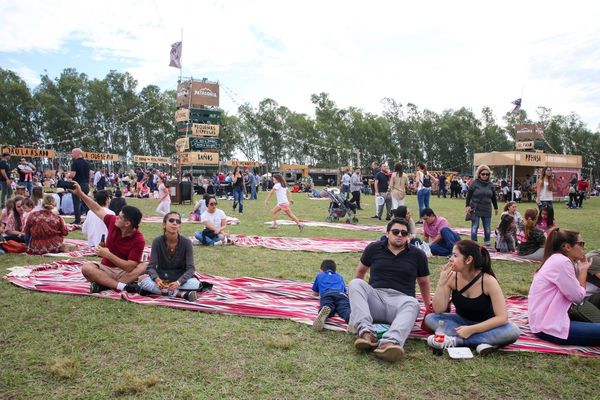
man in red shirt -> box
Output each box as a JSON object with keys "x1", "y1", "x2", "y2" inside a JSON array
[
  {"x1": 577, "y1": 176, "x2": 589, "y2": 208},
  {"x1": 71, "y1": 182, "x2": 147, "y2": 293}
]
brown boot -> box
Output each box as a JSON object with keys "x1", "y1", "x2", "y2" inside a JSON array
[
  {"x1": 374, "y1": 342, "x2": 405, "y2": 362},
  {"x1": 354, "y1": 331, "x2": 378, "y2": 351}
]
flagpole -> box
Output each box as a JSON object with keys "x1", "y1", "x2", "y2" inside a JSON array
[{"x1": 179, "y1": 27, "x2": 183, "y2": 82}]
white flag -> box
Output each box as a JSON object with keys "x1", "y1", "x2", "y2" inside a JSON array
[{"x1": 169, "y1": 41, "x2": 182, "y2": 69}]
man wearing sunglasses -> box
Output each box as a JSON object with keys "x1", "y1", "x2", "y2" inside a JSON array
[
  {"x1": 70, "y1": 182, "x2": 147, "y2": 294},
  {"x1": 349, "y1": 218, "x2": 431, "y2": 362}
]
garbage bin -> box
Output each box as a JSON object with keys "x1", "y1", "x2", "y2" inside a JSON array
[
  {"x1": 180, "y1": 181, "x2": 193, "y2": 204},
  {"x1": 168, "y1": 180, "x2": 181, "y2": 204}
]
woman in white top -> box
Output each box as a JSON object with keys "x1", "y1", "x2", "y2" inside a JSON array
[
  {"x1": 264, "y1": 174, "x2": 304, "y2": 231},
  {"x1": 536, "y1": 167, "x2": 555, "y2": 210},
  {"x1": 82, "y1": 190, "x2": 114, "y2": 246},
  {"x1": 390, "y1": 161, "x2": 409, "y2": 210},
  {"x1": 416, "y1": 162, "x2": 434, "y2": 224},
  {"x1": 193, "y1": 196, "x2": 228, "y2": 245},
  {"x1": 155, "y1": 176, "x2": 171, "y2": 216}
]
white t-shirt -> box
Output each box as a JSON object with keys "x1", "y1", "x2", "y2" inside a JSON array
[
  {"x1": 201, "y1": 208, "x2": 227, "y2": 230},
  {"x1": 342, "y1": 173, "x2": 351, "y2": 186},
  {"x1": 93, "y1": 170, "x2": 103, "y2": 186},
  {"x1": 82, "y1": 207, "x2": 115, "y2": 246},
  {"x1": 273, "y1": 183, "x2": 289, "y2": 205},
  {"x1": 539, "y1": 180, "x2": 553, "y2": 201},
  {"x1": 158, "y1": 183, "x2": 170, "y2": 202}
]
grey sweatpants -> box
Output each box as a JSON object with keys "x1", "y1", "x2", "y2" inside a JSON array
[{"x1": 348, "y1": 279, "x2": 420, "y2": 346}]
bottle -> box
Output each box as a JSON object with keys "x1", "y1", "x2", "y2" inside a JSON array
[
  {"x1": 433, "y1": 320, "x2": 445, "y2": 356},
  {"x1": 98, "y1": 234, "x2": 106, "y2": 248}
]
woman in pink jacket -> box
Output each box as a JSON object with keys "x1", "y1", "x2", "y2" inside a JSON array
[{"x1": 528, "y1": 227, "x2": 600, "y2": 345}]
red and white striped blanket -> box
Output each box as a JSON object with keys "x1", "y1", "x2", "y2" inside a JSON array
[
  {"x1": 230, "y1": 235, "x2": 537, "y2": 263},
  {"x1": 41, "y1": 239, "x2": 151, "y2": 261},
  {"x1": 266, "y1": 220, "x2": 484, "y2": 236},
  {"x1": 4, "y1": 260, "x2": 598, "y2": 357}
]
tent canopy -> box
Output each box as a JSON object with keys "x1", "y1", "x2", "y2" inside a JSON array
[{"x1": 474, "y1": 151, "x2": 582, "y2": 169}]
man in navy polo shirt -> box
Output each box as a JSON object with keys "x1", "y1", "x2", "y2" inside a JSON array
[
  {"x1": 67, "y1": 148, "x2": 90, "y2": 224},
  {"x1": 349, "y1": 218, "x2": 431, "y2": 362}
]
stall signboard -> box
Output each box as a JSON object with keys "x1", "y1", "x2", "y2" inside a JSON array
[
  {"x1": 179, "y1": 151, "x2": 219, "y2": 165},
  {"x1": 0, "y1": 146, "x2": 56, "y2": 158},
  {"x1": 515, "y1": 124, "x2": 545, "y2": 141},
  {"x1": 191, "y1": 123, "x2": 219, "y2": 137},
  {"x1": 516, "y1": 141, "x2": 534, "y2": 150},
  {"x1": 175, "y1": 108, "x2": 190, "y2": 122},
  {"x1": 176, "y1": 136, "x2": 220, "y2": 151},
  {"x1": 177, "y1": 80, "x2": 220, "y2": 108},
  {"x1": 225, "y1": 160, "x2": 260, "y2": 168},
  {"x1": 133, "y1": 155, "x2": 171, "y2": 164},
  {"x1": 83, "y1": 152, "x2": 120, "y2": 161}
]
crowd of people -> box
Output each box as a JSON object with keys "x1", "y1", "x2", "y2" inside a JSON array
[{"x1": 1, "y1": 150, "x2": 599, "y2": 362}]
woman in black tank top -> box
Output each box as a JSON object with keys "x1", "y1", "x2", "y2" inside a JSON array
[{"x1": 424, "y1": 240, "x2": 520, "y2": 354}]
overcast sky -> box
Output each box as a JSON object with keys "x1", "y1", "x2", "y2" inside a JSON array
[{"x1": 1, "y1": 0, "x2": 599, "y2": 131}]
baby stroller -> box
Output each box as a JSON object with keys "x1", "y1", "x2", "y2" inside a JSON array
[{"x1": 324, "y1": 189, "x2": 358, "y2": 224}]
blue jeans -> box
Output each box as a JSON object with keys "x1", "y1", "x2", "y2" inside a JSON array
[
  {"x1": 250, "y1": 185, "x2": 257, "y2": 200},
  {"x1": 0, "y1": 181, "x2": 12, "y2": 208},
  {"x1": 471, "y1": 215, "x2": 492, "y2": 244},
  {"x1": 18, "y1": 181, "x2": 33, "y2": 197},
  {"x1": 139, "y1": 276, "x2": 200, "y2": 295},
  {"x1": 417, "y1": 188, "x2": 431, "y2": 218},
  {"x1": 194, "y1": 230, "x2": 221, "y2": 245},
  {"x1": 320, "y1": 291, "x2": 351, "y2": 323},
  {"x1": 424, "y1": 313, "x2": 521, "y2": 347},
  {"x1": 430, "y1": 227, "x2": 461, "y2": 256},
  {"x1": 535, "y1": 321, "x2": 600, "y2": 346},
  {"x1": 233, "y1": 187, "x2": 244, "y2": 213}
]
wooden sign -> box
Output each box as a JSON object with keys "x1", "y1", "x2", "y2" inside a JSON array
[
  {"x1": 225, "y1": 160, "x2": 260, "y2": 168},
  {"x1": 175, "y1": 108, "x2": 190, "y2": 122},
  {"x1": 516, "y1": 141, "x2": 534, "y2": 150},
  {"x1": 191, "y1": 123, "x2": 219, "y2": 137},
  {"x1": 83, "y1": 152, "x2": 120, "y2": 161},
  {"x1": 515, "y1": 152, "x2": 547, "y2": 167},
  {"x1": 133, "y1": 155, "x2": 171, "y2": 164},
  {"x1": 175, "y1": 137, "x2": 189, "y2": 152},
  {"x1": 1, "y1": 146, "x2": 56, "y2": 158},
  {"x1": 179, "y1": 151, "x2": 219, "y2": 166},
  {"x1": 515, "y1": 124, "x2": 544, "y2": 140},
  {"x1": 176, "y1": 136, "x2": 221, "y2": 152},
  {"x1": 177, "y1": 80, "x2": 220, "y2": 108}
]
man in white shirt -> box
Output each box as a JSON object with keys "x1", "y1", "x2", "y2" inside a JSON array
[
  {"x1": 93, "y1": 166, "x2": 107, "y2": 191},
  {"x1": 82, "y1": 190, "x2": 115, "y2": 246}
]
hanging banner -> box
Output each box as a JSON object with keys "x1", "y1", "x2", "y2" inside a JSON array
[
  {"x1": 0, "y1": 146, "x2": 56, "y2": 158},
  {"x1": 83, "y1": 152, "x2": 120, "y2": 161},
  {"x1": 179, "y1": 151, "x2": 219, "y2": 165},
  {"x1": 175, "y1": 108, "x2": 190, "y2": 122},
  {"x1": 177, "y1": 80, "x2": 220, "y2": 108},
  {"x1": 133, "y1": 155, "x2": 171, "y2": 164},
  {"x1": 225, "y1": 160, "x2": 260, "y2": 168}
]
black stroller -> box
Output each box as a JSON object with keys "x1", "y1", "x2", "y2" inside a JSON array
[{"x1": 324, "y1": 189, "x2": 358, "y2": 224}]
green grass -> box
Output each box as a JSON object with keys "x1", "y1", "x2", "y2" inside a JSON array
[{"x1": 1, "y1": 191, "x2": 599, "y2": 399}]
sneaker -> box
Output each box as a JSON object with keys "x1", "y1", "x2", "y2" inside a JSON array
[
  {"x1": 124, "y1": 283, "x2": 140, "y2": 294},
  {"x1": 415, "y1": 220, "x2": 423, "y2": 225},
  {"x1": 298, "y1": 223, "x2": 304, "y2": 232},
  {"x1": 313, "y1": 306, "x2": 331, "y2": 331},
  {"x1": 374, "y1": 342, "x2": 405, "y2": 362},
  {"x1": 182, "y1": 291, "x2": 197, "y2": 302},
  {"x1": 354, "y1": 331, "x2": 379, "y2": 351},
  {"x1": 385, "y1": 216, "x2": 391, "y2": 221},
  {"x1": 427, "y1": 334, "x2": 458, "y2": 349},
  {"x1": 476, "y1": 343, "x2": 497, "y2": 356},
  {"x1": 370, "y1": 215, "x2": 379, "y2": 219},
  {"x1": 213, "y1": 240, "x2": 223, "y2": 246},
  {"x1": 268, "y1": 224, "x2": 278, "y2": 229},
  {"x1": 90, "y1": 282, "x2": 110, "y2": 294}
]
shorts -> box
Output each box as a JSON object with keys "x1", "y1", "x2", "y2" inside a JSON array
[
  {"x1": 93, "y1": 261, "x2": 128, "y2": 281},
  {"x1": 278, "y1": 202, "x2": 291, "y2": 211}
]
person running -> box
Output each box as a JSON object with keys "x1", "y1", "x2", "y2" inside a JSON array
[{"x1": 264, "y1": 174, "x2": 304, "y2": 231}]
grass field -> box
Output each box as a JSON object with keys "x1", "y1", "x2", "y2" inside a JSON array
[{"x1": 1, "y1": 191, "x2": 599, "y2": 399}]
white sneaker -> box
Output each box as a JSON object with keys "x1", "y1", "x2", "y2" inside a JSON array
[
  {"x1": 476, "y1": 343, "x2": 497, "y2": 355},
  {"x1": 213, "y1": 241, "x2": 223, "y2": 246},
  {"x1": 313, "y1": 306, "x2": 331, "y2": 331},
  {"x1": 427, "y1": 334, "x2": 458, "y2": 349}
]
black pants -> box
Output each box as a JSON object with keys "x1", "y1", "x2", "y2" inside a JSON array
[
  {"x1": 72, "y1": 183, "x2": 89, "y2": 224},
  {"x1": 350, "y1": 190, "x2": 361, "y2": 209}
]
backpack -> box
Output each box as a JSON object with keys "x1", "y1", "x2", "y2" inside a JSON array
[
  {"x1": 1, "y1": 240, "x2": 27, "y2": 254},
  {"x1": 422, "y1": 175, "x2": 432, "y2": 188}
]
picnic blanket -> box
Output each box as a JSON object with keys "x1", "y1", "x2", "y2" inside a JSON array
[
  {"x1": 266, "y1": 220, "x2": 484, "y2": 236},
  {"x1": 40, "y1": 239, "x2": 151, "y2": 261},
  {"x1": 4, "y1": 260, "x2": 599, "y2": 357},
  {"x1": 230, "y1": 234, "x2": 537, "y2": 263}
]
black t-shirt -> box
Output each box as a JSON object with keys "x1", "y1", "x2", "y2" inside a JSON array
[
  {"x1": 375, "y1": 171, "x2": 389, "y2": 192},
  {"x1": 232, "y1": 174, "x2": 244, "y2": 189},
  {"x1": 360, "y1": 239, "x2": 429, "y2": 297},
  {"x1": 71, "y1": 158, "x2": 90, "y2": 186},
  {"x1": 0, "y1": 160, "x2": 10, "y2": 182}
]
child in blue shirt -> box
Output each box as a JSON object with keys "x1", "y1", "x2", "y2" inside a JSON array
[{"x1": 312, "y1": 259, "x2": 351, "y2": 330}]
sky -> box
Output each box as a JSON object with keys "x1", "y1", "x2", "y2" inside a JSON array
[{"x1": 1, "y1": 0, "x2": 600, "y2": 131}]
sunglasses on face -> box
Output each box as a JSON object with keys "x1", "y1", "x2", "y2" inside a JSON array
[
  {"x1": 168, "y1": 218, "x2": 182, "y2": 224},
  {"x1": 575, "y1": 241, "x2": 585, "y2": 248},
  {"x1": 390, "y1": 229, "x2": 409, "y2": 237},
  {"x1": 480, "y1": 173, "x2": 490, "y2": 176},
  {"x1": 208, "y1": 202, "x2": 217, "y2": 206}
]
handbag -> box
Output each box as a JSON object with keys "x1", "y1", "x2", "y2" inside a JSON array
[{"x1": 568, "y1": 300, "x2": 600, "y2": 323}]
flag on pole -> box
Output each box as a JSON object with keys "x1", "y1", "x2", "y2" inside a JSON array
[
  {"x1": 511, "y1": 98, "x2": 522, "y2": 114},
  {"x1": 169, "y1": 41, "x2": 182, "y2": 69}
]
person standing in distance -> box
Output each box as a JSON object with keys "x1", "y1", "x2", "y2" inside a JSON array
[
  {"x1": 0, "y1": 152, "x2": 12, "y2": 209},
  {"x1": 66, "y1": 148, "x2": 90, "y2": 225}
]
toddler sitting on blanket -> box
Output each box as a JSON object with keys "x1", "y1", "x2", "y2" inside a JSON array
[{"x1": 311, "y1": 259, "x2": 351, "y2": 330}]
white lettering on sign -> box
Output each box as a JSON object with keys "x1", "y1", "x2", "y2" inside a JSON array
[{"x1": 194, "y1": 88, "x2": 217, "y2": 98}]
